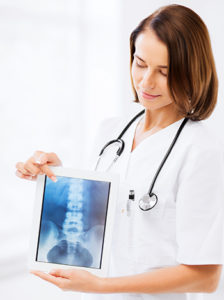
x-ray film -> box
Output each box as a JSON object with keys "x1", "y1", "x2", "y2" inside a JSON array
[{"x1": 29, "y1": 167, "x2": 118, "y2": 276}]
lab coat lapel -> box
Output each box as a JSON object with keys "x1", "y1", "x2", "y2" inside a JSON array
[{"x1": 129, "y1": 118, "x2": 185, "y2": 164}]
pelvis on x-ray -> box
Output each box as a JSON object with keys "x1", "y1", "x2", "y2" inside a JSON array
[{"x1": 37, "y1": 176, "x2": 110, "y2": 268}]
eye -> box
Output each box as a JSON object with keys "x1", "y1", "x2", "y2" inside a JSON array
[
  {"x1": 135, "y1": 60, "x2": 146, "y2": 68},
  {"x1": 159, "y1": 70, "x2": 167, "y2": 77}
]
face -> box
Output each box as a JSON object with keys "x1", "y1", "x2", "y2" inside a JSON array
[{"x1": 131, "y1": 29, "x2": 174, "y2": 111}]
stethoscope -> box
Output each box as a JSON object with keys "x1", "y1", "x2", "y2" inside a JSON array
[{"x1": 94, "y1": 109, "x2": 189, "y2": 211}]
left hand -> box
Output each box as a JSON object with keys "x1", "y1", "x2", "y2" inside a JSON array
[{"x1": 30, "y1": 268, "x2": 103, "y2": 293}]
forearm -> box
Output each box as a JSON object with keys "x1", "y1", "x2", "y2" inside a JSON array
[{"x1": 98, "y1": 264, "x2": 222, "y2": 294}]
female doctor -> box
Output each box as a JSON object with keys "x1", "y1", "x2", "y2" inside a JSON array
[{"x1": 16, "y1": 4, "x2": 224, "y2": 300}]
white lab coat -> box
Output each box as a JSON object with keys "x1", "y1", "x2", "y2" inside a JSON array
[{"x1": 82, "y1": 107, "x2": 224, "y2": 300}]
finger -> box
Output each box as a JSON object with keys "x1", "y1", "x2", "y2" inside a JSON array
[
  {"x1": 39, "y1": 164, "x2": 57, "y2": 182},
  {"x1": 16, "y1": 162, "x2": 32, "y2": 176},
  {"x1": 16, "y1": 170, "x2": 37, "y2": 181},
  {"x1": 46, "y1": 152, "x2": 62, "y2": 166},
  {"x1": 23, "y1": 160, "x2": 42, "y2": 176},
  {"x1": 49, "y1": 269, "x2": 71, "y2": 278},
  {"x1": 33, "y1": 151, "x2": 62, "y2": 166},
  {"x1": 33, "y1": 152, "x2": 46, "y2": 165},
  {"x1": 30, "y1": 270, "x2": 69, "y2": 291},
  {"x1": 30, "y1": 270, "x2": 61, "y2": 286}
]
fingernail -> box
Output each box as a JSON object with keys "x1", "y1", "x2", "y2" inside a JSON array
[
  {"x1": 35, "y1": 158, "x2": 43, "y2": 164},
  {"x1": 51, "y1": 176, "x2": 57, "y2": 182},
  {"x1": 34, "y1": 153, "x2": 45, "y2": 165}
]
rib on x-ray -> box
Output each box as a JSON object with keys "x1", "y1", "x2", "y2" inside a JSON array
[{"x1": 36, "y1": 176, "x2": 110, "y2": 268}]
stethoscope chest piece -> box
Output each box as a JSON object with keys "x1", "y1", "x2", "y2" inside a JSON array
[
  {"x1": 139, "y1": 193, "x2": 158, "y2": 211},
  {"x1": 95, "y1": 109, "x2": 189, "y2": 212}
]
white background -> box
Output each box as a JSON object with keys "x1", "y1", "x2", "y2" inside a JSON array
[{"x1": 0, "y1": 1, "x2": 224, "y2": 299}]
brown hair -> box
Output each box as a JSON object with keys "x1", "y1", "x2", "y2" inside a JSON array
[{"x1": 130, "y1": 4, "x2": 218, "y2": 120}]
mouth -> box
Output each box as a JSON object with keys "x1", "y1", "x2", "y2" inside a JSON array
[{"x1": 140, "y1": 91, "x2": 161, "y2": 100}]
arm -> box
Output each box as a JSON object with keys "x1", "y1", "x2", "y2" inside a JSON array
[
  {"x1": 31, "y1": 264, "x2": 222, "y2": 294},
  {"x1": 100, "y1": 264, "x2": 222, "y2": 294}
]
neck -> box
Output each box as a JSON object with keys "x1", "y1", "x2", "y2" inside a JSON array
[{"x1": 141, "y1": 104, "x2": 184, "y2": 132}]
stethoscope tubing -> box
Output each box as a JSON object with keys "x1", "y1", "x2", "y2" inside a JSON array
[
  {"x1": 117, "y1": 110, "x2": 145, "y2": 140},
  {"x1": 95, "y1": 109, "x2": 189, "y2": 210},
  {"x1": 147, "y1": 117, "x2": 189, "y2": 196},
  {"x1": 95, "y1": 110, "x2": 145, "y2": 167}
]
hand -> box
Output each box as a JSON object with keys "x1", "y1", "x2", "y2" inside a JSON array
[
  {"x1": 30, "y1": 268, "x2": 103, "y2": 293},
  {"x1": 15, "y1": 151, "x2": 62, "y2": 182}
]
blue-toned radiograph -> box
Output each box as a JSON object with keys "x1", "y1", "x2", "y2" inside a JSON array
[{"x1": 36, "y1": 176, "x2": 110, "y2": 268}]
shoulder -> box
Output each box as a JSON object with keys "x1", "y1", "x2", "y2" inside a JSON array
[
  {"x1": 181, "y1": 119, "x2": 224, "y2": 156},
  {"x1": 97, "y1": 117, "x2": 123, "y2": 139},
  {"x1": 176, "y1": 119, "x2": 224, "y2": 182},
  {"x1": 96, "y1": 103, "x2": 143, "y2": 144},
  {"x1": 87, "y1": 103, "x2": 143, "y2": 168},
  {"x1": 176, "y1": 120, "x2": 224, "y2": 201}
]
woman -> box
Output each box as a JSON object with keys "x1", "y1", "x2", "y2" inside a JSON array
[{"x1": 16, "y1": 4, "x2": 224, "y2": 300}]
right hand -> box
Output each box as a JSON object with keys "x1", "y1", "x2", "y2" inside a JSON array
[{"x1": 15, "y1": 151, "x2": 62, "y2": 182}]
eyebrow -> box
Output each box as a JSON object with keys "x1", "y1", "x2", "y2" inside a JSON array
[{"x1": 134, "y1": 54, "x2": 168, "y2": 68}]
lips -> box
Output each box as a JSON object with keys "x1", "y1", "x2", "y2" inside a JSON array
[{"x1": 140, "y1": 91, "x2": 160, "y2": 100}]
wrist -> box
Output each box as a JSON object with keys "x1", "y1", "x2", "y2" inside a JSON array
[
  {"x1": 95, "y1": 276, "x2": 127, "y2": 294},
  {"x1": 95, "y1": 276, "x2": 107, "y2": 293}
]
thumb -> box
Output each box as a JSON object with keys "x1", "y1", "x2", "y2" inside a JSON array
[
  {"x1": 42, "y1": 152, "x2": 62, "y2": 166},
  {"x1": 33, "y1": 151, "x2": 62, "y2": 166}
]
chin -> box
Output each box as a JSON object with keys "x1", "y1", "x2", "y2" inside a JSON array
[
  {"x1": 138, "y1": 99, "x2": 160, "y2": 110},
  {"x1": 139, "y1": 98, "x2": 173, "y2": 111}
]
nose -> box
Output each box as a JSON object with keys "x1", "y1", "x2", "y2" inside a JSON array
[{"x1": 140, "y1": 69, "x2": 156, "y2": 90}]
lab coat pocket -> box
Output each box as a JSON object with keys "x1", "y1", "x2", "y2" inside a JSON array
[
  {"x1": 131, "y1": 191, "x2": 173, "y2": 269},
  {"x1": 112, "y1": 179, "x2": 130, "y2": 223},
  {"x1": 111, "y1": 180, "x2": 137, "y2": 262}
]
